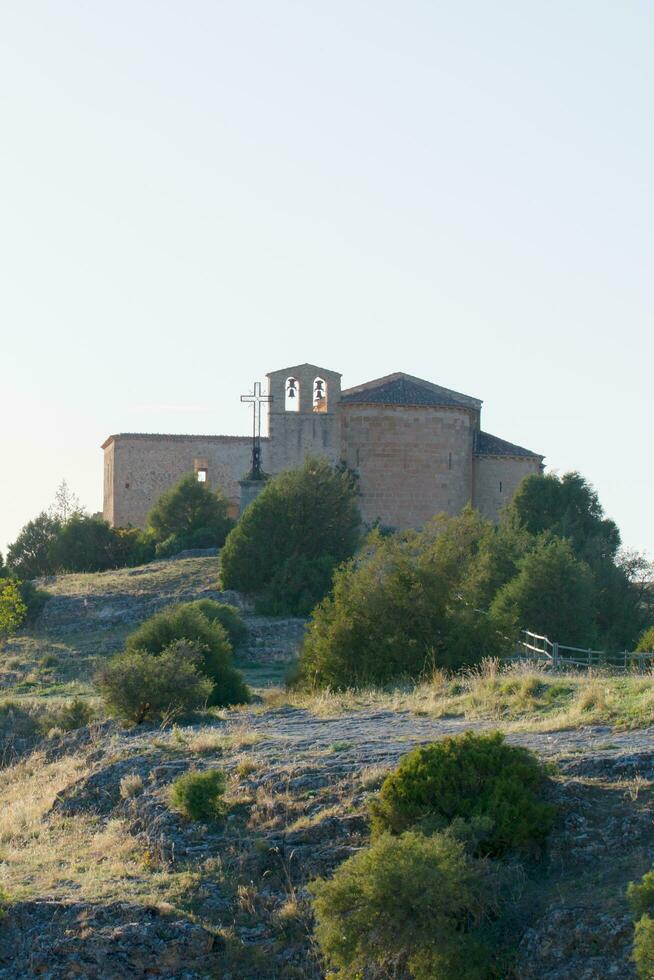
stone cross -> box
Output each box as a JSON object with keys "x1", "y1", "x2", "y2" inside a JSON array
[{"x1": 240, "y1": 381, "x2": 272, "y2": 479}]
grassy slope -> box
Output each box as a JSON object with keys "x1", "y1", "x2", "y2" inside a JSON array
[{"x1": 0, "y1": 557, "x2": 236, "y2": 705}]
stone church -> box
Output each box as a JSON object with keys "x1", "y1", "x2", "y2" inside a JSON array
[{"x1": 102, "y1": 363, "x2": 544, "y2": 531}]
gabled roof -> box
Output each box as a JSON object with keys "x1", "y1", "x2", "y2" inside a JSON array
[
  {"x1": 340, "y1": 372, "x2": 482, "y2": 410},
  {"x1": 475, "y1": 430, "x2": 543, "y2": 460},
  {"x1": 266, "y1": 363, "x2": 342, "y2": 379}
]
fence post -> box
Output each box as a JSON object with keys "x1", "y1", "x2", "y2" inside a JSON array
[{"x1": 552, "y1": 642, "x2": 559, "y2": 669}]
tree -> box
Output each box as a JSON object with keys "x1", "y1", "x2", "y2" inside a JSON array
[
  {"x1": 6, "y1": 512, "x2": 61, "y2": 579},
  {"x1": 221, "y1": 457, "x2": 362, "y2": 615},
  {"x1": 49, "y1": 479, "x2": 83, "y2": 523},
  {"x1": 503, "y1": 472, "x2": 648, "y2": 651},
  {"x1": 506, "y1": 471, "x2": 620, "y2": 565},
  {"x1": 490, "y1": 537, "x2": 597, "y2": 647},
  {"x1": 0, "y1": 580, "x2": 27, "y2": 636},
  {"x1": 146, "y1": 473, "x2": 234, "y2": 554},
  {"x1": 50, "y1": 514, "x2": 122, "y2": 573}
]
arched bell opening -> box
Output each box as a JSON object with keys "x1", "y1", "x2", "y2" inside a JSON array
[
  {"x1": 313, "y1": 377, "x2": 328, "y2": 413},
  {"x1": 285, "y1": 376, "x2": 300, "y2": 412}
]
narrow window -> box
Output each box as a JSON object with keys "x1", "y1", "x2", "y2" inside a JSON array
[
  {"x1": 313, "y1": 377, "x2": 328, "y2": 412},
  {"x1": 448, "y1": 452, "x2": 452, "y2": 470},
  {"x1": 285, "y1": 376, "x2": 300, "y2": 412},
  {"x1": 197, "y1": 468, "x2": 208, "y2": 483},
  {"x1": 499, "y1": 480, "x2": 503, "y2": 493}
]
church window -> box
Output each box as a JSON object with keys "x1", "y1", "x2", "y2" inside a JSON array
[
  {"x1": 313, "y1": 377, "x2": 328, "y2": 413},
  {"x1": 285, "y1": 377, "x2": 300, "y2": 412},
  {"x1": 197, "y1": 469, "x2": 208, "y2": 483}
]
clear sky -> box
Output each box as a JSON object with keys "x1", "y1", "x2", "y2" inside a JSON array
[{"x1": 1, "y1": 1, "x2": 652, "y2": 558}]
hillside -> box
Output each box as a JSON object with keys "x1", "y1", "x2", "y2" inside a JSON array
[
  {"x1": 0, "y1": 557, "x2": 653, "y2": 977},
  {"x1": 0, "y1": 556, "x2": 305, "y2": 703}
]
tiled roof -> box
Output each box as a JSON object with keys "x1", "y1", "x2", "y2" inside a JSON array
[
  {"x1": 475, "y1": 431, "x2": 542, "y2": 459},
  {"x1": 340, "y1": 377, "x2": 471, "y2": 408}
]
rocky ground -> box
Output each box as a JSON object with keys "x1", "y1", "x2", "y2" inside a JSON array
[
  {"x1": 1, "y1": 556, "x2": 652, "y2": 977},
  {"x1": 1, "y1": 703, "x2": 653, "y2": 977}
]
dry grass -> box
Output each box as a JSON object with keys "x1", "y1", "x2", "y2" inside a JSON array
[
  {"x1": 37, "y1": 556, "x2": 219, "y2": 599},
  {"x1": 185, "y1": 726, "x2": 263, "y2": 755},
  {"x1": 267, "y1": 660, "x2": 654, "y2": 732},
  {"x1": 0, "y1": 747, "x2": 195, "y2": 908}
]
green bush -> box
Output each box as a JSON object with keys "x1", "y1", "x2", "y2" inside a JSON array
[
  {"x1": 633, "y1": 916, "x2": 654, "y2": 979},
  {"x1": 629, "y1": 868, "x2": 654, "y2": 918},
  {"x1": 98, "y1": 641, "x2": 214, "y2": 723},
  {"x1": 0, "y1": 580, "x2": 27, "y2": 636},
  {"x1": 311, "y1": 830, "x2": 505, "y2": 980},
  {"x1": 628, "y1": 867, "x2": 654, "y2": 978},
  {"x1": 296, "y1": 510, "x2": 504, "y2": 689},
  {"x1": 187, "y1": 599, "x2": 247, "y2": 650},
  {"x1": 637, "y1": 626, "x2": 654, "y2": 653},
  {"x1": 17, "y1": 580, "x2": 50, "y2": 622},
  {"x1": 147, "y1": 473, "x2": 234, "y2": 552},
  {"x1": 169, "y1": 769, "x2": 227, "y2": 820},
  {"x1": 125, "y1": 602, "x2": 250, "y2": 706},
  {"x1": 221, "y1": 457, "x2": 361, "y2": 615},
  {"x1": 369, "y1": 731, "x2": 555, "y2": 858}
]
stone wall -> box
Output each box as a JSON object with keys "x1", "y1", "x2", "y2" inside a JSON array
[
  {"x1": 103, "y1": 434, "x2": 266, "y2": 529},
  {"x1": 340, "y1": 403, "x2": 476, "y2": 528},
  {"x1": 472, "y1": 455, "x2": 541, "y2": 522}
]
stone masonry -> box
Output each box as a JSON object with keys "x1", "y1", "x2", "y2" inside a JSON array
[{"x1": 102, "y1": 363, "x2": 544, "y2": 529}]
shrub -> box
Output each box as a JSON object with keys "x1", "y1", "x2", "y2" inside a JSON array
[
  {"x1": 120, "y1": 773, "x2": 144, "y2": 799},
  {"x1": 637, "y1": 626, "x2": 654, "y2": 653},
  {"x1": 98, "y1": 640, "x2": 214, "y2": 723},
  {"x1": 311, "y1": 830, "x2": 505, "y2": 980},
  {"x1": 296, "y1": 511, "x2": 504, "y2": 689},
  {"x1": 628, "y1": 867, "x2": 654, "y2": 978},
  {"x1": 125, "y1": 602, "x2": 250, "y2": 706},
  {"x1": 50, "y1": 697, "x2": 95, "y2": 731},
  {"x1": 633, "y1": 916, "x2": 654, "y2": 979},
  {"x1": 369, "y1": 731, "x2": 555, "y2": 858},
  {"x1": 629, "y1": 867, "x2": 654, "y2": 918},
  {"x1": 169, "y1": 769, "x2": 227, "y2": 820},
  {"x1": 147, "y1": 473, "x2": 234, "y2": 551},
  {"x1": 0, "y1": 700, "x2": 43, "y2": 742},
  {"x1": 0, "y1": 580, "x2": 27, "y2": 636},
  {"x1": 187, "y1": 599, "x2": 247, "y2": 650},
  {"x1": 17, "y1": 580, "x2": 50, "y2": 622},
  {"x1": 221, "y1": 457, "x2": 361, "y2": 615}
]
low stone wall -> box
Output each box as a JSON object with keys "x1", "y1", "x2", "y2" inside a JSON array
[{"x1": 241, "y1": 616, "x2": 307, "y2": 663}]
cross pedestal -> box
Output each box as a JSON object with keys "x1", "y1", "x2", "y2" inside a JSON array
[{"x1": 239, "y1": 380, "x2": 273, "y2": 514}]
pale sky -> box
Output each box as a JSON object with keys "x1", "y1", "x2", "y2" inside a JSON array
[{"x1": 1, "y1": 1, "x2": 652, "y2": 558}]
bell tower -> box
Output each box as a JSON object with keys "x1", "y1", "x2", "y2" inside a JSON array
[{"x1": 265, "y1": 363, "x2": 342, "y2": 474}]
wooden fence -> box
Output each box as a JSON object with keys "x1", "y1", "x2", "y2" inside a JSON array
[{"x1": 512, "y1": 630, "x2": 654, "y2": 671}]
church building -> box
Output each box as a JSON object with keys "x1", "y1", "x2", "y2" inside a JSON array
[{"x1": 102, "y1": 363, "x2": 544, "y2": 531}]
